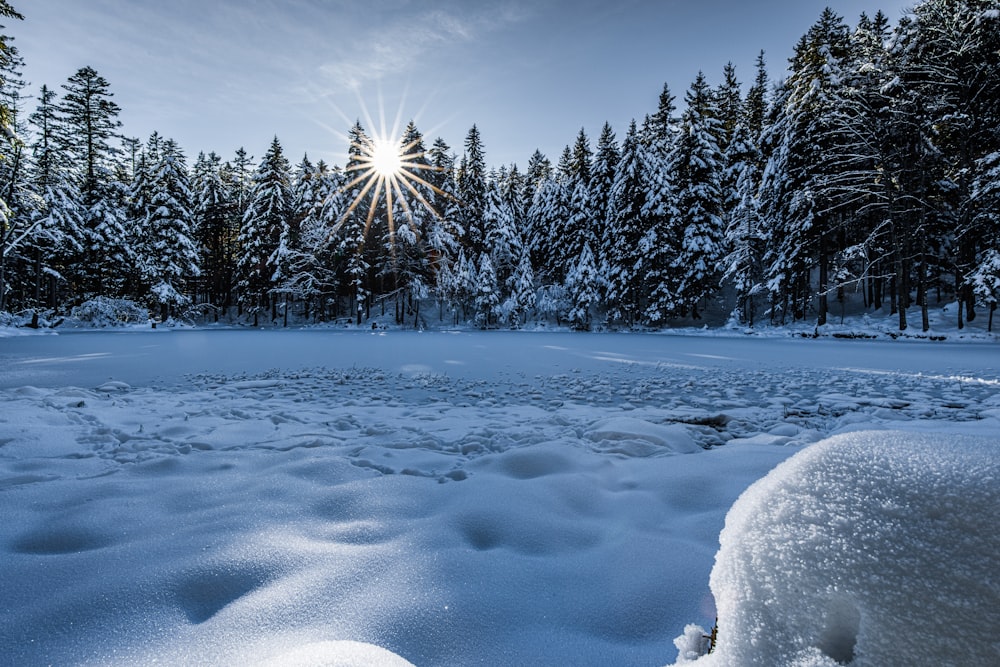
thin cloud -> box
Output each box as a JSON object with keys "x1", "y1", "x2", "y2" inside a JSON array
[{"x1": 319, "y1": 5, "x2": 529, "y2": 90}]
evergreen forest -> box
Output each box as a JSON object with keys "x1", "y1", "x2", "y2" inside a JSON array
[{"x1": 1, "y1": 1, "x2": 999, "y2": 332}]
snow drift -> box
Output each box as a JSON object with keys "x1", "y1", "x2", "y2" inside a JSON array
[{"x1": 672, "y1": 431, "x2": 1000, "y2": 666}]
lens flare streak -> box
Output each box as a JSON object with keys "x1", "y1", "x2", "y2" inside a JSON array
[{"x1": 334, "y1": 132, "x2": 451, "y2": 255}]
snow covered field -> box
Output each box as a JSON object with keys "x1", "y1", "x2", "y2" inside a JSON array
[{"x1": 1, "y1": 330, "x2": 997, "y2": 665}]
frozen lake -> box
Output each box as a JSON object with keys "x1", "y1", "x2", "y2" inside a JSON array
[
  {"x1": 1, "y1": 329, "x2": 997, "y2": 666},
  {"x1": 1, "y1": 328, "x2": 994, "y2": 390}
]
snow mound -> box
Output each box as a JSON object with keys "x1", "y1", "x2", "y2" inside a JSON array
[
  {"x1": 671, "y1": 431, "x2": 1000, "y2": 666},
  {"x1": 586, "y1": 417, "x2": 700, "y2": 455},
  {"x1": 258, "y1": 641, "x2": 415, "y2": 667}
]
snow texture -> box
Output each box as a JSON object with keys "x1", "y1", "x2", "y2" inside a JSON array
[
  {"x1": 672, "y1": 431, "x2": 1000, "y2": 667},
  {"x1": 0, "y1": 330, "x2": 997, "y2": 666}
]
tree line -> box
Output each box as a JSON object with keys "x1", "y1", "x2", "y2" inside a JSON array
[{"x1": 1, "y1": 0, "x2": 998, "y2": 331}]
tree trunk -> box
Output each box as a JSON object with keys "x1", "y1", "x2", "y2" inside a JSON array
[
  {"x1": 874, "y1": 271, "x2": 882, "y2": 310},
  {"x1": 33, "y1": 249, "x2": 43, "y2": 307},
  {"x1": 956, "y1": 268, "x2": 964, "y2": 330},
  {"x1": 897, "y1": 258, "x2": 908, "y2": 331},
  {"x1": 817, "y1": 232, "x2": 828, "y2": 326},
  {"x1": 889, "y1": 275, "x2": 897, "y2": 317},
  {"x1": 0, "y1": 234, "x2": 7, "y2": 313}
]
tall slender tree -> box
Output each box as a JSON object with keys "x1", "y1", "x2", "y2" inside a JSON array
[{"x1": 237, "y1": 136, "x2": 290, "y2": 323}]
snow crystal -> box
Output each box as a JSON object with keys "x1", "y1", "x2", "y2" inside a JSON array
[
  {"x1": 670, "y1": 431, "x2": 1000, "y2": 667},
  {"x1": 258, "y1": 640, "x2": 415, "y2": 666}
]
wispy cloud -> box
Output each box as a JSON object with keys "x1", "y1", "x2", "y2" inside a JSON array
[{"x1": 318, "y1": 4, "x2": 529, "y2": 90}]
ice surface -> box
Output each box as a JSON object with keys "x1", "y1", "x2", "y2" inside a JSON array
[
  {"x1": 671, "y1": 431, "x2": 1000, "y2": 667},
  {"x1": 0, "y1": 330, "x2": 997, "y2": 665}
]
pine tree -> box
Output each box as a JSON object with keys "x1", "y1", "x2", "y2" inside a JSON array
[
  {"x1": 270, "y1": 153, "x2": 313, "y2": 324},
  {"x1": 24, "y1": 87, "x2": 85, "y2": 309},
  {"x1": 58, "y1": 67, "x2": 122, "y2": 206},
  {"x1": 0, "y1": 1, "x2": 23, "y2": 145},
  {"x1": 424, "y1": 136, "x2": 462, "y2": 268},
  {"x1": 338, "y1": 122, "x2": 372, "y2": 324},
  {"x1": 970, "y1": 149, "x2": 1000, "y2": 331},
  {"x1": 541, "y1": 128, "x2": 598, "y2": 286},
  {"x1": 0, "y1": 27, "x2": 30, "y2": 311},
  {"x1": 57, "y1": 66, "x2": 128, "y2": 297},
  {"x1": 124, "y1": 132, "x2": 161, "y2": 298},
  {"x1": 895, "y1": 0, "x2": 1000, "y2": 329},
  {"x1": 527, "y1": 164, "x2": 570, "y2": 283},
  {"x1": 192, "y1": 151, "x2": 234, "y2": 314},
  {"x1": 715, "y1": 63, "x2": 743, "y2": 156},
  {"x1": 507, "y1": 245, "x2": 536, "y2": 327},
  {"x1": 649, "y1": 83, "x2": 677, "y2": 148},
  {"x1": 483, "y1": 173, "x2": 521, "y2": 296},
  {"x1": 649, "y1": 72, "x2": 725, "y2": 321},
  {"x1": 590, "y1": 122, "x2": 619, "y2": 242},
  {"x1": 566, "y1": 242, "x2": 600, "y2": 330},
  {"x1": 237, "y1": 136, "x2": 291, "y2": 323},
  {"x1": 759, "y1": 10, "x2": 852, "y2": 324},
  {"x1": 457, "y1": 125, "x2": 487, "y2": 256},
  {"x1": 602, "y1": 120, "x2": 648, "y2": 326},
  {"x1": 138, "y1": 138, "x2": 199, "y2": 320},
  {"x1": 284, "y1": 160, "x2": 344, "y2": 321},
  {"x1": 639, "y1": 112, "x2": 680, "y2": 325},
  {"x1": 388, "y1": 121, "x2": 436, "y2": 327},
  {"x1": 474, "y1": 252, "x2": 500, "y2": 327},
  {"x1": 721, "y1": 54, "x2": 768, "y2": 326}
]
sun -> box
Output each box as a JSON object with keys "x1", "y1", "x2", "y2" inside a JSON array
[
  {"x1": 334, "y1": 123, "x2": 452, "y2": 255},
  {"x1": 370, "y1": 138, "x2": 402, "y2": 177}
]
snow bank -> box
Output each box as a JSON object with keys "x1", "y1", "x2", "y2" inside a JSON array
[{"x1": 671, "y1": 431, "x2": 1000, "y2": 666}]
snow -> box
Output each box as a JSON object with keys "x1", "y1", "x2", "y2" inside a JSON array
[
  {"x1": 0, "y1": 330, "x2": 997, "y2": 666},
  {"x1": 672, "y1": 431, "x2": 1000, "y2": 667}
]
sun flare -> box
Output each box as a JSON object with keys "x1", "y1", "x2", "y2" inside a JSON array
[
  {"x1": 333, "y1": 119, "x2": 453, "y2": 255},
  {"x1": 370, "y1": 138, "x2": 402, "y2": 177}
]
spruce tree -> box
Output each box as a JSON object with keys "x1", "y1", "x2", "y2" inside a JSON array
[
  {"x1": 192, "y1": 151, "x2": 234, "y2": 313},
  {"x1": 0, "y1": 0, "x2": 22, "y2": 145},
  {"x1": 270, "y1": 153, "x2": 313, "y2": 323},
  {"x1": 566, "y1": 242, "x2": 600, "y2": 330},
  {"x1": 895, "y1": 0, "x2": 1000, "y2": 329},
  {"x1": 58, "y1": 66, "x2": 128, "y2": 297},
  {"x1": 424, "y1": 136, "x2": 462, "y2": 269},
  {"x1": 139, "y1": 139, "x2": 199, "y2": 320},
  {"x1": 0, "y1": 28, "x2": 28, "y2": 311},
  {"x1": 285, "y1": 160, "x2": 344, "y2": 321},
  {"x1": 237, "y1": 136, "x2": 291, "y2": 323},
  {"x1": 508, "y1": 245, "x2": 536, "y2": 328},
  {"x1": 474, "y1": 252, "x2": 499, "y2": 327},
  {"x1": 25, "y1": 86, "x2": 85, "y2": 308},
  {"x1": 590, "y1": 122, "x2": 619, "y2": 243},
  {"x1": 720, "y1": 55, "x2": 769, "y2": 327},
  {"x1": 602, "y1": 120, "x2": 647, "y2": 326},
  {"x1": 639, "y1": 112, "x2": 679, "y2": 325},
  {"x1": 483, "y1": 172, "x2": 521, "y2": 296},
  {"x1": 759, "y1": 10, "x2": 852, "y2": 324},
  {"x1": 457, "y1": 125, "x2": 487, "y2": 256},
  {"x1": 338, "y1": 122, "x2": 372, "y2": 323}
]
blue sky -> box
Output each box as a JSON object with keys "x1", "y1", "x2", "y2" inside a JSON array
[{"x1": 11, "y1": 0, "x2": 911, "y2": 170}]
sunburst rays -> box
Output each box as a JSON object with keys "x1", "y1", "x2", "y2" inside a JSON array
[
  {"x1": 335, "y1": 126, "x2": 453, "y2": 256},
  {"x1": 322, "y1": 92, "x2": 456, "y2": 258}
]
